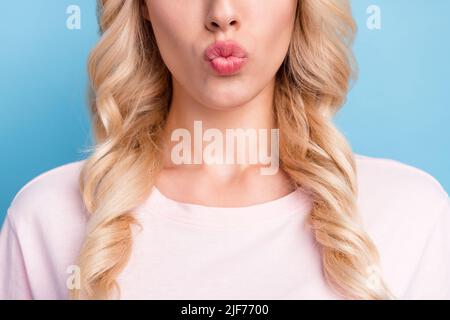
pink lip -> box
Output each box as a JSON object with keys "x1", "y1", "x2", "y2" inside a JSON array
[{"x1": 204, "y1": 40, "x2": 248, "y2": 76}]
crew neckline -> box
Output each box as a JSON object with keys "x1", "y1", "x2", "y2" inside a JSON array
[{"x1": 138, "y1": 185, "x2": 313, "y2": 228}]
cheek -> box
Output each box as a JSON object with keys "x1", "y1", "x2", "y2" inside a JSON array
[
  {"x1": 145, "y1": 2, "x2": 196, "y2": 77},
  {"x1": 251, "y1": 1, "x2": 297, "y2": 74}
]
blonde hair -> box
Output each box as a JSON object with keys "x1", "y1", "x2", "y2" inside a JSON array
[{"x1": 70, "y1": 0, "x2": 394, "y2": 299}]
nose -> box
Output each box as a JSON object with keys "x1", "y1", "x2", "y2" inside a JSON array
[{"x1": 205, "y1": 0, "x2": 240, "y2": 33}]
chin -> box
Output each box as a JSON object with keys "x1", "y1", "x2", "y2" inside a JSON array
[
  {"x1": 202, "y1": 95, "x2": 250, "y2": 111},
  {"x1": 201, "y1": 87, "x2": 251, "y2": 110}
]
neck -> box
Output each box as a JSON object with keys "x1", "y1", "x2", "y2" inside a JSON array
[{"x1": 161, "y1": 77, "x2": 279, "y2": 178}]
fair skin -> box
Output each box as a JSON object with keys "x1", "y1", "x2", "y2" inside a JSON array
[{"x1": 143, "y1": 0, "x2": 298, "y2": 206}]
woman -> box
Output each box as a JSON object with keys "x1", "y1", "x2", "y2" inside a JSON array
[{"x1": 0, "y1": 0, "x2": 449, "y2": 300}]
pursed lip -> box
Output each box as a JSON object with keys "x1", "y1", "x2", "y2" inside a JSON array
[{"x1": 204, "y1": 40, "x2": 248, "y2": 76}]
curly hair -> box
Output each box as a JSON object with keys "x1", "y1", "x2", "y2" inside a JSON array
[{"x1": 69, "y1": 0, "x2": 394, "y2": 299}]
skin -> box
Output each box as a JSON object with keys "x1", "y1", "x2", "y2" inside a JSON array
[{"x1": 143, "y1": 0, "x2": 298, "y2": 206}]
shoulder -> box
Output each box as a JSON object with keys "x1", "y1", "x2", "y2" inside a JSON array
[
  {"x1": 353, "y1": 153, "x2": 450, "y2": 297},
  {"x1": 354, "y1": 153, "x2": 448, "y2": 220},
  {"x1": 6, "y1": 159, "x2": 88, "y2": 231},
  {"x1": 1, "y1": 160, "x2": 89, "y2": 299}
]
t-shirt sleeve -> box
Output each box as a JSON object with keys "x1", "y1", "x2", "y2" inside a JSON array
[
  {"x1": 0, "y1": 208, "x2": 33, "y2": 300},
  {"x1": 402, "y1": 197, "x2": 450, "y2": 299}
]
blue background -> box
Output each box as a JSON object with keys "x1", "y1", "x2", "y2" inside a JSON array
[{"x1": 1, "y1": 0, "x2": 449, "y2": 224}]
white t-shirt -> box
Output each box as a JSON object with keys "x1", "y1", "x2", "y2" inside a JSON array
[{"x1": 0, "y1": 154, "x2": 449, "y2": 299}]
